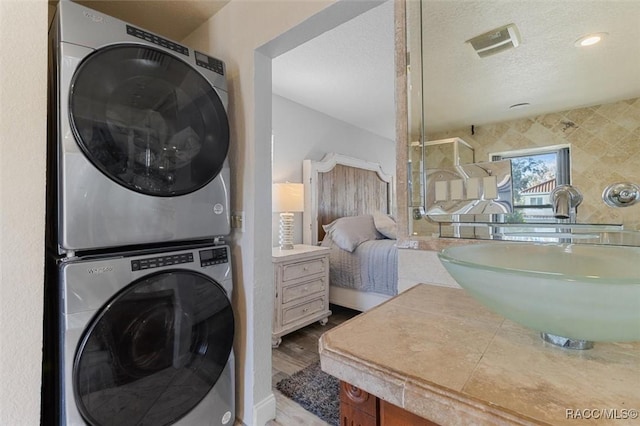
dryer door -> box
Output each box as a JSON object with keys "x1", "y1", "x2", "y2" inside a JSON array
[
  {"x1": 73, "y1": 270, "x2": 234, "y2": 426},
  {"x1": 69, "y1": 44, "x2": 229, "y2": 197}
]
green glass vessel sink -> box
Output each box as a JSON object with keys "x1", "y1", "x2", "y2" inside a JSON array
[{"x1": 438, "y1": 243, "x2": 640, "y2": 343}]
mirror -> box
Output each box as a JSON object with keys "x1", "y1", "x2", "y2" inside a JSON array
[{"x1": 407, "y1": 0, "x2": 640, "y2": 239}]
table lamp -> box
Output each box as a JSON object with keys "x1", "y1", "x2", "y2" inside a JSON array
[{"x1": 272, "y1": 183, "x2": 304, "y2": 250}]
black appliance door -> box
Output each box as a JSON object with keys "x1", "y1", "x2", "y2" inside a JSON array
[
  {"x1": 73, "y1": 270, "x2": 234, "y2": 426},
  {"x1": 69, "y1": 44, "x2": 229, "y2": 197}
]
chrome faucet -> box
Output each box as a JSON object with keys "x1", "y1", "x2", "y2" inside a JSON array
[{"x1": 550, "y1": 184, "x2": 583, "y2": 222}]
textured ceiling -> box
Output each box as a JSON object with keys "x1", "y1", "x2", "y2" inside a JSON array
[
  {"x1": 272, "y1": 0, "x2": 396, "y2": 140},
  {"x1": 421, "y1": 0, "x2": 640, "y2": 133},
  {"x1": 274, "y1": 0, "x2": 640, "y2": 139}
]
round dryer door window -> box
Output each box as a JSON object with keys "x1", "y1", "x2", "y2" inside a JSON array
[
  {"x1": 69, "y1": 45, "x2": 229, "y2": 197},
  {"x1": 73, "y1": 270, "x2": 234, "y2": 426}
]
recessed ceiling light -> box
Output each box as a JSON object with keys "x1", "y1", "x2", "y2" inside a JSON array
[{"x1": 575, "y1": 32, "x2": 608, "y2": 47}]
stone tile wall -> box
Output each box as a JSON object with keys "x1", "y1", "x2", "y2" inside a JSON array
[{"x1": 413, "y1": 97, "x2": 640, "y2": 235}]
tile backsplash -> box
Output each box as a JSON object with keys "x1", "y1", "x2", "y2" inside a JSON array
[{"x1": 413, "y1": 96, "x2": 640, "y2": 235}]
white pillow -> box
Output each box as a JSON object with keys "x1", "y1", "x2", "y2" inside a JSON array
[
  {"x1": 322, "y1": 215, "x2": 382, "y2": 252},
  {"x1": 373, "y1": 212, "x2": 397, "y2": 239}
]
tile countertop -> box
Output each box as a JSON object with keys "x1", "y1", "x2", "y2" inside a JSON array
[{"x1": 319, "y1": 284, "x2": 640, "y2": 426}]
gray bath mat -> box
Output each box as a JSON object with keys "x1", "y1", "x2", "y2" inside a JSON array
[{"x1": 275, "y1": 360, "x2": 339, "y2": 426}]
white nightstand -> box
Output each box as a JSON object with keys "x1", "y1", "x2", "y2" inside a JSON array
[{"x1": 272, "y1": 244, "x2": 332, "y2": 348}]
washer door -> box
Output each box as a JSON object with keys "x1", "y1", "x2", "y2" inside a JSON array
[
  {"x1": 69, "y1": 44, "x2": 229, "y2": 197},
  {"x1": 73, "y1": 270, "x2": 234, "y2": 426}
]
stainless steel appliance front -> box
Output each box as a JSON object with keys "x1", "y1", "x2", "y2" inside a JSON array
[
  {"x1": 58, "y1": 245, "x2": 235, "y2": 425},
  {"x1": 50, "y1": 1, "x2": 231, "y2": 253}
]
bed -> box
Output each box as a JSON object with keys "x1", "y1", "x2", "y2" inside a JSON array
[{"x1": 302, "y1": 153, "x2": 398, "y2": 311}]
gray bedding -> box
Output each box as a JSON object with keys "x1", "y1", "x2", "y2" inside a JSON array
[{"x1": 321, "y1": 238, "x2": 398, "y2": 296}]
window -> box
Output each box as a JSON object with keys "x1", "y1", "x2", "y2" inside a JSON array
[
  {"x1": 492, "y1": 146, "x2": 570, "y2": 222},
  {"x1": 530, "y1": 196, "x2": 544, "y2": 205}
]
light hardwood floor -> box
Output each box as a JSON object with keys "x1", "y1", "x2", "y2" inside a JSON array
[{"x1": 267, "y1": 305, "x2": 360, "y2": 426}]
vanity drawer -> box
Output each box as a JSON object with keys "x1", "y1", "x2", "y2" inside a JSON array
[
  {"x1": 282, "y1": 297, "x2": 326, "y2": 326},
  {"x1": 282, "y1": 257, "x2": 326, "y2": 282},
  {"x1": 282, "y1": 277, "x2": 326, "y2": 304}
]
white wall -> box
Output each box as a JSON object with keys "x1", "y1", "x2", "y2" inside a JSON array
[
  {"x1": 0, "y1": 1, "x2": 48, "y2": 424},
  {"x1": 182, "y1": 1, "x2": 388, "y2": 424},
  {"x1": 183, "y1": 2, "x2": 389, "y2": 424},
  {"x1": 271, "y1": 94, "x2": 396, "y2": 247}
]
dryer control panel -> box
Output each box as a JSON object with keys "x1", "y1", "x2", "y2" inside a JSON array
[
  {"x1": 126, "y1": 25, "x2": 189, "y2": 56},
  {"x1": 131, "y1": 253, "x2": 193, "y2": 271},
  {"x1": 199, "y1": 247, "x2": 228, "y2": 267},
  {"x1": 195, "y1": 51, "x2": 225, "y2": 76}
]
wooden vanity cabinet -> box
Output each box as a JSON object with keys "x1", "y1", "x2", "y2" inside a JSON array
[
  {"x1": 340, "y1": 382, "x2": 378, "y2": 425},
  {"x1": 340, "y1": 381, "x2": 439, "y2": 426}
]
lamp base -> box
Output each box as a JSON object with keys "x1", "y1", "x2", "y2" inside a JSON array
[{"x1": 278, "y1": 212, "x2": 295, "y2": 250}]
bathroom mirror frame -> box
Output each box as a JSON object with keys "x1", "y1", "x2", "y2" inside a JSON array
[{"x1": 401, "y1": 0, "x2": 640, "y2": 245}]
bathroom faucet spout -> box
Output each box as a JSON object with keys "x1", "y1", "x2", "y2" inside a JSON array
[
  {"x1": 550, "y1": 185, "x2": 583, "y2": 222},
  {"x1": 553, "y1": 193, "x2": 571, "y2": 219}
]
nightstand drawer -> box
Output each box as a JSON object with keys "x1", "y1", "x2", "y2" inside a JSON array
[
  {"x1": 282, "y1": 297, "x2": 326, "y2": 326},
  {"x1": 282, "y1": 277, "x2": 326, "y2": 304},
  {"x1": 282, "y1": 258, "x2": 326, "y2": 282},
  {"x1": 272, "y1": 245, "x2": 331, "y2": 348}
]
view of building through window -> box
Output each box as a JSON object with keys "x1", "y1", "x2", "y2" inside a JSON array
[
  {"x1": 492, "y1": 147, "x2": 570, "y2": 223},
  {"x1": 511, "y1": 153, "x2": 556, "y2": 221}
]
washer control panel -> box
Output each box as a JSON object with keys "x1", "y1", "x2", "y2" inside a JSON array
[
  {"x1": 131, "y1": 253, "x2": 193, "y2": 271},
  {"x1": 199, "y1": 247, "x2": 228, "y2": 267}
]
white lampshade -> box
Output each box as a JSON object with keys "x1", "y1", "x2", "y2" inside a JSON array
[
  {"x1": 272, "y1": 183, "x2": 304, "y2": 250},
  {"x1": 272, "y1": 183, "x2": 304, "y2": 213}
]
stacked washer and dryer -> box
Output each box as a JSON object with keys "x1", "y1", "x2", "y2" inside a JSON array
[{"x1": 45, "y1": 2, "x2": 235, "y2": 425}]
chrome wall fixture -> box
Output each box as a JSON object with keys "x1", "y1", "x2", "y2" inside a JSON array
[
  {"x1": 550, "y1": 184, "x2": 583, "y2": 222},
  {"x1": 424, "y1": 159, "x2": 513, "y2": 221},
  {"x1": 602, "y1": 182, "x2": 640, "y2": 208}
]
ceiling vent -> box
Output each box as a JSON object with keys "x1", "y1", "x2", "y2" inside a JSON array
[{"x1": 466, "y1": 24, "x2": 521, "y2": 58}]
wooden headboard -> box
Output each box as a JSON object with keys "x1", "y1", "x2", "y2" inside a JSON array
[{"x1": 302, "y1": 153, "x2": 393, "y2": 245}]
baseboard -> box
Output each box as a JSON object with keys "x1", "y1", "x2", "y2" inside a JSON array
[{"x1": 252, "y1": 392, "x2": 276, "y2": 426}]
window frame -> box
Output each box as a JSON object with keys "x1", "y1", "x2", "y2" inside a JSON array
[{"x1": 490, "y1": 144, "x2": 571, "y2": 220}]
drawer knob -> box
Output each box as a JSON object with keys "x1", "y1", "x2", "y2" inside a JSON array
[
  {"x1": 303, "y1": 266, "x2": 309, "y2": 271},
  {"x1": 303, "y1": 307, "x2": 309, "y2": 312},
  {"x1": 303, "y1": 287, "x2": 308, "y2": 292},
  {"x1": 344, "y1": 384, "x2": 370, "y2": 404}
]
